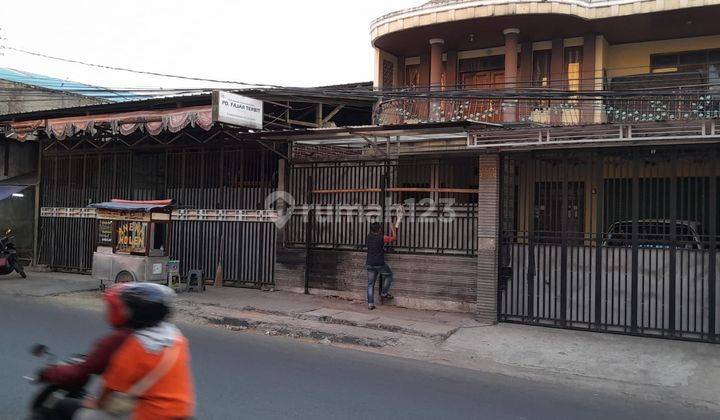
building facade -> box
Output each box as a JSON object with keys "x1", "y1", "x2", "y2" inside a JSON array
[
  {"x1": 0, "y1": 90, "x2": 373, "y2": 285},
  {"x1": 372, "y1": 0, "x2": 720, "y2": 126},
  {"x1": 2, "y1": 1, "x2": 720, "y2": 343},
  {"x1": 270, "y1": 0, "x2": 720, "y2": 343}
]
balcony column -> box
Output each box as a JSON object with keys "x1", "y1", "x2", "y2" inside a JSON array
[
  {"x1": 429, "y1": 38, "x2": 445, "y2": 89},
  {"x1": 581, "y1": 33, "x2": 597, "y2": 124},
  {"x1": 503, "y1": 28, "x2": 520, "y2": 123},
  {"x1": 429, "y1": 38, "x2": 445, "y2": 121},
  {"x1": 550, "y1": 38, "x2": 565, "y2": 125}
]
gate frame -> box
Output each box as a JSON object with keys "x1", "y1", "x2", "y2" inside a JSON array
[{"x1": 498, "y1": 146, "x2": 720, "y2": 343}]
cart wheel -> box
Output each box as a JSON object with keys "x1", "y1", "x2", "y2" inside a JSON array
[{"x1": 115, "y1": 271, "x2": 135, "y2": 283}]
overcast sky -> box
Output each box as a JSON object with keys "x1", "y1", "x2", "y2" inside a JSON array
[{"x1": 0, "y1": 0, "x2": 419, "y2": 91}]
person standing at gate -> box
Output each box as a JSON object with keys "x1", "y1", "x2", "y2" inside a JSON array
[{"x1": 365, "y1": 221, "x2": 398, "y2": 310}]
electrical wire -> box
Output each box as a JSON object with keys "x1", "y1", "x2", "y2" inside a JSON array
[
  {"x1": 7, "y1": 44, "x2": 720, "y2": 95},
  {"x1": 2, "y1": 46, "x2": 279, "y2": 88},
  {"x1": 2, "y1": 45, "x2": 720, "y2": 108}
]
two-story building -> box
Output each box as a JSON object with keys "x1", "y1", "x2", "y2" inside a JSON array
[
  {"x1": 2, "y1": 1, "x2": 720, "y2": 344},
  {"x1": 275, "y1": 0, "x2": 720, "y2": 343}
]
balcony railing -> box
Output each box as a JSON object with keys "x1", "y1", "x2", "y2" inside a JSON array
[{"x1": 374, "y1": 94, "x2": 720, "y2": 127}]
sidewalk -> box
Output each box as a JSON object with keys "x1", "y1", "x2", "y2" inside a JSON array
[
  {"x1": 175, "y1": 287, "x2": 480, "y2": 340},
  {"x1": 0, "y1": 269, "x2": 97, "y2": 297},
  {"x1": 20, "y1": 272, "x2": 720, "y2": 412},
  {"x1": 174, "y1": 287, "x2": 720, "y2": 411}
]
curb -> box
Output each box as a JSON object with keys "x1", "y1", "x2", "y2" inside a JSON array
[
  {"x1": 298, "y1": 312, "x2": 458, "y2": 340},
  {"x1": 201, "y1": 314, "x2": 399, "y2": 348},
  {"x1": 236, "y1": 306, "x2": 458, "y2": 340}
]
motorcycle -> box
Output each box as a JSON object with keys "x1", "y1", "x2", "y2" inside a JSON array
[
  {"x1": 0, "y1": 228, "x2": 26, "y2": 278},
  {"x1": 25, "y1": 344, "x2": 87, "y2": 419}
]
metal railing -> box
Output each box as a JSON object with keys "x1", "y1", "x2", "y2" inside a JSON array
[{"x1": 374, "y1": 95, "x2": 720, "y2": 127}]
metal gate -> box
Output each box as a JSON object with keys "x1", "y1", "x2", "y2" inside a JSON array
[
  {"x1": 499, "y1": 146, "x2": 720, "y2": 342},
  {"x1": 286, "y1": 159, "x2": 479, "y2": 255}
]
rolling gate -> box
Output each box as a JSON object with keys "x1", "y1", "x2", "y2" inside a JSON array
[
  {"x1": 498, "y1": 146, "x2": 720, "y2": 342},
  {"x1": 38, "y1": 147, "x2": 278, "y2": 287}
]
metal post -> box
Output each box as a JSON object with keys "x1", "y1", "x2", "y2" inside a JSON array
[
  {"x1": 277, "y1": 159, "x2": 287, "y2": 246},
  {"x1": 378, "y1": 161, "x2": 388, "y2": 300},
  {"x1": 560, "y1": 156, "x2": 569, "y2": 326},
  {"x1": 631, "y1": 158, "x2": 640, "y2": 333},
  {"x1": 497, "y1": 156, "x2": 505, "y2": 315},
  {"x1": 669, "y1": 159, "x2": 677, "y2": 334},
  {"x1": 709, "y1": 156, "x2": 717, "y2": 341},
  {"x1": 304, "y1": 174, "x2": 314, "y2": 294},
  {"x1": 526, "y1": 155, "x2": 536, "y2": 322},
  {"x1": 32, "y1": 140, "x2": 42, "y2": 266},
  {"x1": 594, "y1": 154, "x2": 604, "y2": 329}
]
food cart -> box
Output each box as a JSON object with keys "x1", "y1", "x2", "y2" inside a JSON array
[{"x1": 90, "y1": 199, "x2": 173, "y2": 288}]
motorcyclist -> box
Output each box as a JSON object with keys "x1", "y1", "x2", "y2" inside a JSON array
[
  {"x1": 47, "y1": 282, "x2": 195, "y2": 420},
  {"x1": 39, "y1": 285, "x2": 133, "y2": 390}
]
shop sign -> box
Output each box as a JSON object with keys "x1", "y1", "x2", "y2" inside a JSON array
[
  {"x1": 212, "y1": 90, "x2": 263, "y2": 130},
  {"x1": 116, "y1": 221, "x2": 146, "y2": 254}
]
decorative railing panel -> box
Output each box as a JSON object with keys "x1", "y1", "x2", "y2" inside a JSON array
[{"x1": 375, "y1": 95, "x2": 720, "y2": 127}]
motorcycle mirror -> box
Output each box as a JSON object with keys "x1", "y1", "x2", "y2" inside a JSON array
[{"x1": 30, "y1": 344, "x2": 49, "y2": 357}]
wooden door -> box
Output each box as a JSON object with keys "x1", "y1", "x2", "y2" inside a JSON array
[{"x1": 461, "y1": 70, "x2": 504, "y2": 121}]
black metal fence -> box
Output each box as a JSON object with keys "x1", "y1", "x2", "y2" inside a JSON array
[
  {"x1": 38, "y1": 216, "x2": 96, "y2": 272},
  {"x1": 38, "y1": 145, "x2": 279, "y2": 285},
  {"x1": 170, "y1": 220, "x2": 275, "y2": 286},
  {"x1": 499, "y1": 147, "x2": 720, "y2": 342},
  {"x1": 41, "y1": 147, "x2": 277, "y2": 209},
  {"x1": 286, "y1": 159, "x2": 478, "y2": 256}
]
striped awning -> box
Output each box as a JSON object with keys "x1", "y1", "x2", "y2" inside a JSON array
[{"x1": 7, "y1": 105, "x2": 213, "y2": 141}]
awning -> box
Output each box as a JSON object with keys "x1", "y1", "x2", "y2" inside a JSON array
[
  {"x1": 89, "y1": 199, "x2": 175, "y2": 212},
  {"x1": 7, "y1": 105, "x2": 213, "y2": 141}
]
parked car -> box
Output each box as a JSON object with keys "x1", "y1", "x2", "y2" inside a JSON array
[{"x1": 604, "y1": 219, "x2": 703, "y2": 250}]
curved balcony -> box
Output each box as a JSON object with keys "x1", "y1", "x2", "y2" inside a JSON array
[
  {"x1": 374, "y1": 94, "x2": 720, "y2": 127},
  {"x1": 371, "y1": 0, "x2": 720, "y2": 55}
]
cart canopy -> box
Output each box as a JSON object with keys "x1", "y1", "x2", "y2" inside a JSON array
[{"x1": 88, "y1": 199, "x2": 174, "y2": 212}]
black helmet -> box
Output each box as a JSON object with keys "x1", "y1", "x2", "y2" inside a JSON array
[{"x1": 120, "y1": 283, "x2": 175, "y2": 329}]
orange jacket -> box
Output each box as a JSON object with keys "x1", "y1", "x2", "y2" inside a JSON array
[{"x1": 102, "y1": 325, "x2": 195, "y2": 420}]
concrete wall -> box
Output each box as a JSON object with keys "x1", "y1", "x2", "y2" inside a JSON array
[
  {"x1": 0, "y1": 138, "x2": 38, "y2": 256},
  {"x1": 0, "y1": 80, "x2": 104, "y2": 115},
  {"x1": 275, "y1": 246, "x2": 477, "y2": 312},
  {"x1": 606, "y1": 35, "x2": 720, "y2": 79},
  {"x1": 0, "y1": 189, "x2": 35, "y2": 256}
]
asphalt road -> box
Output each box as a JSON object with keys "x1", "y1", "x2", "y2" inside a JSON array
[{"x1": 0, "y1": 295, "x2": 714, "y2": 420}]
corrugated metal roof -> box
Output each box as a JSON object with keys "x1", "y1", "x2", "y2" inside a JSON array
[{"x1": 0, "y1": 68, "x2": 138, "y2": 102}]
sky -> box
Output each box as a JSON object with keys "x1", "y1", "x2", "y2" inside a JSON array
[{"x1": 0, "y1": 0, "x2": 419, "y2": 91}]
